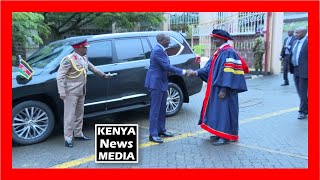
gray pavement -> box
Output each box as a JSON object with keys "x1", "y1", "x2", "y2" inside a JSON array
[{"x1": 12, "y1": 74, "x2": 308, "y2": 168}]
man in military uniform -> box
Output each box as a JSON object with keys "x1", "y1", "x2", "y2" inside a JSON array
[
  {"x1": 57, "y1": 39, "x2": 110, "y2": 147},
  {"x1": 252, "y1": 31, "x2": 266, "y2": 75}
]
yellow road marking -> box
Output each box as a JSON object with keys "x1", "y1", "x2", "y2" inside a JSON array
[
  {"x1": 194, "y1": 136, "x2": 308, "y2": 160},
  {"x1": 239, "y1": 107, "x2": 299, "y2": 124},
  {"x1": 235, "y1": 143, "x2": 308, "y2": 160},
  {"x1": 52, "y1": 107, "x2": 299, "y2": 168}
]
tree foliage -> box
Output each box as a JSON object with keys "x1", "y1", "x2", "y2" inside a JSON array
[
  {"x1": 12, "y1": 12, "x2": 51, "y2": 46},
  {"x1": 42, "y1": 12, "x2": 165, "y2": 39}
]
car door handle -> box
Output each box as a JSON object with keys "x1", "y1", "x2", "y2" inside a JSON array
[{"x1": 108, "y1": 73, "x2": 118, "y2": 77}]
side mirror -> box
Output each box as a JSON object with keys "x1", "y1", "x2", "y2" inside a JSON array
[{"x1": 16, "y1": 75, "x2": 32, "y2": 84}]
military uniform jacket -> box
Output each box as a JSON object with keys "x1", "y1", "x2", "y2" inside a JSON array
[
  {"x1": 57, "y1": 52, "x2": 105, "y2": 96},
  {"x1": 252, "y1": 36, "x2": 266, "y2": 54}
]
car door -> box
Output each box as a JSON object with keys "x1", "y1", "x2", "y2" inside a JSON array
[
  {"x1": 84, "y1": 40, "x2": 113, "y2": 114},
  {"x1": 106, "y1": 37, "x2": 151, "y2": 109}
]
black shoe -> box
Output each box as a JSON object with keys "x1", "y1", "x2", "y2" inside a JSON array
[
  {"x1": 209, "y1": 135, "x2": 220, "y2": 141},
  {"x1": 212, "y1": 138, "x2": 230, "y2": 146},
  {"x1": 149, "y1": 136, "x2": 163, "y2": 143},
  {"x1": 281, "y1": 83, "x2": 289, "y2": 86},
  {"x1": 65, "y1": 140, "x2": 73, "y2": 147},
  {"x1": 298, "y1": 113, "x2": 307, "y2": 119},
  {"x1": 74, "y1": 135, "x2": 91, "y2": 140},
  {"x1": 158, "y1": 131, "x2": 173, "y2": 137}
]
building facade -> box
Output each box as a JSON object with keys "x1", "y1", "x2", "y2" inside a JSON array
[{"x1": 192, "y1": 12, "x2": 296, "y2": 75}]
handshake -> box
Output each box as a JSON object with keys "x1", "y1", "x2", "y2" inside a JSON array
[{"x1": 186, "y1": 69, "x2": 197, "y2": 77}]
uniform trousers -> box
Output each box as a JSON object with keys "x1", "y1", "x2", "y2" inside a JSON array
[
  {"x1": 63, "y1": 95, "x2": 85, "y2": 141},
  {"x1": 254, "y1": 52, "x2": 264, "y2": 74},
  {"x1": 149, "y1": 89, "x2": 167, "y2": 136}
]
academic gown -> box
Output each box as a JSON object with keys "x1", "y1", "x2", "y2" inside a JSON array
[{"x1": 197, "y1": 44, "x2": 247, "y2": 141}]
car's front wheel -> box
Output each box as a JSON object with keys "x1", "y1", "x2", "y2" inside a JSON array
[
  {"x1": 166, "y1": 83, "x2": 184, "y2": 117},
  {"x1": 12, "y1": 101, "x2": 55, "y2": 145}
]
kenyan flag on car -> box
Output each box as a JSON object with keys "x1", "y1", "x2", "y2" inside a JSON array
[{"x1": 18, "y1": 56, "x2": 34, "y2": 79}]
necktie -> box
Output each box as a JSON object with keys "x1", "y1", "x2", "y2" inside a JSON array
[
  {"x1": 292, "y1": 41, "x2": 300, "y2": 66},
  {"x1": 285, "y1": 37, "x2": 291, "y2": 54}
]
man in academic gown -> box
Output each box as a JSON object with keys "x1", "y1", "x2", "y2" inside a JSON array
[{"x1": 187, "y1": 29, "x2": 248, "y2": 145}]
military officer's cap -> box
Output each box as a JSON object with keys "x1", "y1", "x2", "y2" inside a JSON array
[
  {"x1": 255, "y1": 30, "x2": 264, "y2": 35},
  {"x1": 210, "y1": 29, "x2": 233, "y2": 40},
  {"x1": 71, "y1": 39, "x2": 90, "y2": 48}
]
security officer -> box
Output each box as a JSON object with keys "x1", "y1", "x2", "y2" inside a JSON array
[
  {"x1": 252, "y1": 31, "x2": 266, "y2": 75},
  {"x1": 57, "y1": 39, "x2": 110, "y2": 147}
]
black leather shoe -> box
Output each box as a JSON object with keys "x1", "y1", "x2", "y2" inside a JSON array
[
  {"x1": 74, "y1": 135, "x2": 91, "y2": 140},
  {"x1": 281, "y1": 83, "x2": 289, "y2": 86},
  {"x1": 212, "y1": 138, "x2": 230, "y2": 146},
  {"x1": 158, "y1": 131, "x2": 173, "y2": 137},
  {"x1": 65, "y1": 140, "x2": 73, "y2": 147},
  {"x1": 149, "y1": 136, "x2": 163, "y2": 143},
  {"x1": 298, "y1": 113, "x2": 306, "y2": 119},
  {"x1": 210, "y1": 135, "x2": 220, "y2": 141}
]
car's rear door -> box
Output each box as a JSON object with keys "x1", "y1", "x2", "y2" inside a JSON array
[
  {"x1": 84, "y1": 40, "x2": 113, "y2": 114},
  {"x1": 105, "y1": 37, "x2": 151, "y2": 110}
]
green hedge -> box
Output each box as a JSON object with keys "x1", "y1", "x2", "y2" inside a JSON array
[{"x1": 193, "y1": 44, "x2": 205, "y2": 56}]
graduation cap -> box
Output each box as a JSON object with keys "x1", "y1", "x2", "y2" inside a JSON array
[
  {"x1": 210, "y1": 29, "x2": 233, "y2": 40},
  {"x1": 71, "y1": 39, "x2": 90, "y2": 48}
]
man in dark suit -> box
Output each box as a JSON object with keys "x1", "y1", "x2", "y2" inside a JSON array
[
  {"x1": 280, "y1": 30, "x2": 296, "y2": 86},
  {"x1": 290, "y1": 27, "x2": 308, "y2": 119},
  {"x1": 144, "y1": 33, "x2": 187, "y2": 143}
]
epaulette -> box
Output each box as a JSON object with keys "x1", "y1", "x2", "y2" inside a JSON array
[{"x1": 60, "y1": 57, "x2": 71, "y2": 65}]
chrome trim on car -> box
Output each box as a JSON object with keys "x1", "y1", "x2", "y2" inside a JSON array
[{"x1": 84, "y1": 94, "x2": 147, "y2": 107}]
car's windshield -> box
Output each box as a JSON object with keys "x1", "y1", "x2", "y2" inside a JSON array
[{"x1": 26, "y1": 41, "x2": 69, "y2": 68}]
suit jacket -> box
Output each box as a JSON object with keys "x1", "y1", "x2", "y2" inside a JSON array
[
  {"x1": 144, "y1": 44, "x2": 183, "y2": 91},
  {"x1": 57, "y1": 52, "x2": 105, "y2": 96},
  {"x1": 281, "y1": 35, "x2": 296, "y2": 58},
  {"x1": 289, "y1": 38, "x2": 308, "y2": 78}
]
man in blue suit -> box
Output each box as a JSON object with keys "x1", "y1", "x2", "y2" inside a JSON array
[
  {"x1": 289, "y1": 27, "x2": 308, "y2": 119},
  {"x1": 280, "y1": 30, "x2": 296, "y2": 86},
  {"x1": 145, "y1": 33, "x2": 187, "y2": 143}
]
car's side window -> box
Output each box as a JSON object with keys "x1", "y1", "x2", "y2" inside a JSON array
[
  {"x1": 87, "y1": 41, "x2": 113, "y2": 66},
  {"x1": 148, "y1": 36, "x2": 158, "y2": 49},
  {"x1": 141, "y1": 38, "x2": 152, "y2": 59},
  {"x1": 148, "y1": 36, "x2": 182, "y2": 56},
  {"x1": 114, "y1": 38, "x2": 145, "y2": 63},
  {"x1": 167, "y1": 37, "x2": 182, "y2": 56}
]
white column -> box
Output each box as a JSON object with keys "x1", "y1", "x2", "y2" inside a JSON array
[{"x1": 268, "y1": 12, "x2": 284, "y2": 74}]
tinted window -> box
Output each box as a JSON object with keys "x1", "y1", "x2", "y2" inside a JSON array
[
  {"x1": 148, "y1": 36, "x2": 182, "y2": 56},
  {"x1": 148, "y1": 36, "x2": 158, "y2": 49},
  {"x1": 167, "y1": 37, "x2": 182, "y2": 56},
  {"x1": 115, "y1": 38, "x2": 145, "y2": 63},
  {"x1": 141, "y1": 38, "x2": 151, "y2": 59},
  {"x1": 87, "y1": 41, "x2": 112, "y2": 66},
  {"x1": 27, "y1": 41, "x2": 69, "y2": 68}
]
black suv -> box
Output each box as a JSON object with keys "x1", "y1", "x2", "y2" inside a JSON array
[{"x1": 12, "y1": 31, "x2": 203, "y2": 145}]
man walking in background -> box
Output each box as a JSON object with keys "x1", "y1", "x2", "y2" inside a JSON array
[{"x1": 280, "y1": 30, "x2": 296, "y2": 86}]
